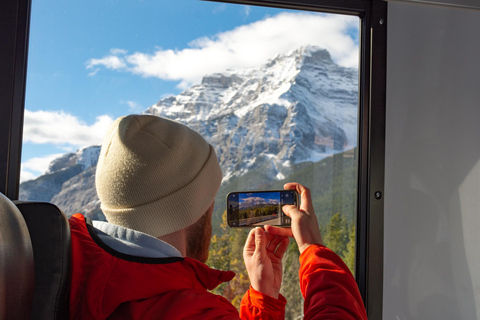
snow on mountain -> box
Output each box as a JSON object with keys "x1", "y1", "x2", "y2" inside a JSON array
[
  {"x1": 145, "y1": 45, "x2": 358, "y2": 181},
  {"x1": 19, "y1": 146, "x2": 103, "y2": 219},
  {"x1": 47, "y1": 146, "x2": 101, "y2": 174},
  {"x1": 239, "y1": 196, "x2": 279, "y2": 209}
]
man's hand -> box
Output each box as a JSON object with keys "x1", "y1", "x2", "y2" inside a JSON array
[
  {"x1": 243, "y1": 227, "x2": 289, "y2": 299},
  {"x1": 265, "y1": 182, "x2": 323, "y2": 254}
]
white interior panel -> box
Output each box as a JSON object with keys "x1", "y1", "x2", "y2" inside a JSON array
[{"x1": 384, "y1": 2, "x2": 480, "y2": 319}]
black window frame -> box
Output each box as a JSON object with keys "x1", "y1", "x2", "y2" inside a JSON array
[{"x1": 0, "y1": 0, "x2": 387, "y2": 318}]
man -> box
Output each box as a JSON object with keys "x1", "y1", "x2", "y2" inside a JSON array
[{"x1": 68, "y1": 114, "x2": 367, "y2": 319}]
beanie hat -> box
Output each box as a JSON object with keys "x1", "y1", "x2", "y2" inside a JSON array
[{"x1": 95, "y1": 114, "x2": 223, "y2": 237}]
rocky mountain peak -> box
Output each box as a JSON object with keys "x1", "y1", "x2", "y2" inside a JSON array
[
  {"x1": 47, "y1": 145, "x2": 100, "y2": 174},
  {"x1": 300, "y1": 46, "x2": 332, "y2": 65},
  {"x1": 145, "y1": 45, "x2": 358, "y2": 182},
  {"x1": 264, "y1": 45, "x2": 332, "y2": 70},
  {"x1": 201, "y1": 73, "x2": 244, "y2": 88}
]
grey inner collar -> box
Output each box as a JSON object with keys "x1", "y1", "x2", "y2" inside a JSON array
[{"x1": 92, "y1": 220, "x2": 183, "y2": 258}]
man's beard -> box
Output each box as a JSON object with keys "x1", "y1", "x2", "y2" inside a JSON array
[{"x1": 186, "y1": 210, "x2": 212, "y2": 263}]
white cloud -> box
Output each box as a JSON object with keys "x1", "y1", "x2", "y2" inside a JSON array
[
  {"x1": 88, "y1": 68, "x2": 100, "y2": 77},
  {"x1": 86, "y1": 12, "x2": 358, "y2": 88},
  {"x1": 110, "y1": 48, "x2": 128, "y2": 55},
  {"x1": 20, "y1": 170, "x2": 36, "y2": 183},
  {"x1": 20, "y1": 153, "x2": 65, "y2": 182},
  {"x1": 22, "y1": 153, "x2": 63, "y2": 173},
  {"x1": 21, "y1": 110, "x2": 114, "y2": 182},
  {"x1": 86, "y1": 55, "x2": 127, "y2": 71},
  {"x1": 23, "y1": 110, "x2": 114, "y2": 147}
]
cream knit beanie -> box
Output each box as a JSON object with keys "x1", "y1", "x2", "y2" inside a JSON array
[{"x1": 95, "y1": 114, "x2": 223, "y2": 237}]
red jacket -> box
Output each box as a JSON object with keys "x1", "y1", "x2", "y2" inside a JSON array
[
  {"x1": 298, "y1": 245, "x2": 367, "y2": 319},
  {"x1": 69, "y1": 214, "x2": 366, "y2": 319}
]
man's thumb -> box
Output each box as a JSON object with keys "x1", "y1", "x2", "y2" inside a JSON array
[{"x1": 254, "y1": 227, "x2": 266, "y2": 256}]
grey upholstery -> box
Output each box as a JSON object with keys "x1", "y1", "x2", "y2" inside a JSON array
[
  {"x1": 0, "y1": 193, "x2": 34, "y2": 320},
  {"x1": 14, "y1": 201, "x2": 71, "y2": 320}
]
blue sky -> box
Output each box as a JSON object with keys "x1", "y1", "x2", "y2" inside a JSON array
[{"x1": 21, "y1": 0, "x2": 359, "y2": 182}]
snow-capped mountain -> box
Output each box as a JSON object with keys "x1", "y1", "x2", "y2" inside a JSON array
[
  {"x1": 19, "y1": 146, "x2": 104, "y2": 219},
  {"x1": 146, "y1": 45, "x2": 358, "y2": 181},
  {"x1": 19, "y1": 45, "x2": 358, "y2": 218},
  {"x1": 239, "y1": 197, "x2": 279, "y2": 209},
  {"x1": 47, "y1": 146, "x2": 100, "y2": 174}
]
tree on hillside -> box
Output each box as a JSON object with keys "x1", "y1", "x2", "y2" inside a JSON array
[
  {"x1": 208, "y1": 210, "x2": 231, "y2": 272},
  {"x1": 343, "y1": 224, "x2": 356, "y2": 274},
  {"x1": 207, "y1": 211, "x2": 249, "y2": 309},
  {"x1": 323, "y1": 212, "x2": 356, "y2": 274},
  {"x1": 323, "y1": 212, "x2": 349, "y2": 257},
  {"x1": 280, "y1": 240, "x2": 304, "y2": 319}
]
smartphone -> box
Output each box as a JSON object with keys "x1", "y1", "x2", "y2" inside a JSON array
[{"x1": 226, "y1": 190, "x2": 298, "y2": 228}]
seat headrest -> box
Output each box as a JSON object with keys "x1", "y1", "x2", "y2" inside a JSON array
[
  {"x1": 14, "y1": 200, "x2": 71, "y2": 320},
  {"x1": 0, "y1": 193, "x2": 34, "y2": 320}
]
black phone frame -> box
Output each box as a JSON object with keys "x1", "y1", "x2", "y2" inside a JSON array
[{"x1": 226, "y1": 189, "x2": 299, "y2": 228}]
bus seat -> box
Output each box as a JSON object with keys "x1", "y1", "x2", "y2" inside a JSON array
[
  {"x1": 0, "y1": 193, "x2": 34, "y2": 320},
  {"x1": 14, "y1": 200, "x2": 71, "y2": 320}
]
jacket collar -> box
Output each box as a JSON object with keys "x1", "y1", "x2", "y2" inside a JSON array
[
  {"x1": 92, "y1": 220, "x2": 182, "y2": 258},
  {"x1": 80, "y1": 214, "x2": 235, "y2": 290}
]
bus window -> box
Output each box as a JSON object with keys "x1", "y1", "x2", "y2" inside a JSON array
[{"x1": 19, "y1": 0, "x2": 359, "y2": 316}]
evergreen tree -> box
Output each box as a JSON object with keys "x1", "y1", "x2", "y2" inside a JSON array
[
  {"x1": 324, "y1": 212, "x2": 348, "y2": 257},
  {"x1": 224, "y1": 228, "x2": 249, "y2": 309},
  {"x1": 343, "y1": 224, "x2": 356, "y2": 275},
  {"x1": 207, "y1": 210, "x2": 231, "y2": 271},
  {"x1": 207, "y1": 210, "x2": 249, "y2": 309},
  {"x1": 280, "y1": 240, "x2": 304, "y2": 319}
]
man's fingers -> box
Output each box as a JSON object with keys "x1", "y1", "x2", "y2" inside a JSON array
[
  {"x1": 298, "y1": 185, "x2": 314, "y2": 214},
  {"x1": 244, "y1": 228, "x2": 257, "y2": 254},
  {"x1": 266, "y1": 235, "x2": 286, "y2": 252},
  {"x1": 254, "y1": 227, "x2": 267, "y2": 256},
  {"x1": 266, "y1": 235, "x2": 289, "y2": 259},
  {"x1": 265, "y1": 231, "x2": 276, "y2": 243},
  {"x1": 282, "y1": 204, "x2": 301, "y2": 219},
  {"x1": 284, "y1": 182, "x2": 314, "y2": 213},
  {"x1": 264, "y1": 225, "x2": 293, "y2": 238},
  {"x1": 274, "y1": 237, "x2": 289, "y2": 259}
]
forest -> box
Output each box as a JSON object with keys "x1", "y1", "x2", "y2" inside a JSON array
[{"x1": 239, "y1": 205, "x2": 278, "y2": 219}]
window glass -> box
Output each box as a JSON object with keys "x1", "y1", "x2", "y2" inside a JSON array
[{"x1": 20, "y1": 0, "x2": 359, "y2": 316}]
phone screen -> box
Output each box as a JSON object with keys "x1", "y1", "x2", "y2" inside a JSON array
[{"x1": 227, "y1": 190, "x2": 298, "y2": 227}]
